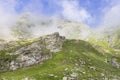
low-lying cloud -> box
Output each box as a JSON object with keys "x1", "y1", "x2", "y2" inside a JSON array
[
  {"x1": 0, "y1": 0, "x2": 120, "y2": 40},
  {"x1": 0, "y1": 0, "x2": 92, "y2": 40},
  {"x1": 98, "y1": 0, "x2": 120, "y2": 31},
  {"x1": 0, "y1": 0, "x2": 18, "y2": 39}
]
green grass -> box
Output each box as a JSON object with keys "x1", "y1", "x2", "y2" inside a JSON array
[{"x1": 0, "y1": 39, "x2": 120, "y2": 80}]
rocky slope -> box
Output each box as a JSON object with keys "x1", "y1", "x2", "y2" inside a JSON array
[
  {"x1": 0, "y1": 32, "x2": 65, "y2": 72},
  {"x1": 1, "y1": 32, "x2": 120, "y2": 80}
]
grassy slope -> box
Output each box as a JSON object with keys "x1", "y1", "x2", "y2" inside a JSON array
[{"x1": 0, "y1": 40, "x2": 120, "y2": 80}]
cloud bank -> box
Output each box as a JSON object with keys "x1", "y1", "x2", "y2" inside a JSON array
[
  {"x1": 0, "y1": 0, "x2": 18, "y2": 39},
  {"x1": 0, "y1": 0, "x2": 92, "y2": 40},
  {"x1": 0, "y1": 0, "x2": 120, "y2": 40}
]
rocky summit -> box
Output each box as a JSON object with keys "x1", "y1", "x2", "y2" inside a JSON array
[{"x1": 0, "y1": 32, "x2": 65, "y2": 72}]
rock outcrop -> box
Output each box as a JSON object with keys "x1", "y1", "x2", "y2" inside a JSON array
[
  {"x1": 109, "y1": 58, "x2": 120, "y2": 69},
  {"x1": 0, "y1": 32, "x2": 65, "y2": 72}
]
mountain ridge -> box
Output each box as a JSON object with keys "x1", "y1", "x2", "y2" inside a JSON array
[{"x1": 1, "y1": 32, "x2": 120, "y2": 80}]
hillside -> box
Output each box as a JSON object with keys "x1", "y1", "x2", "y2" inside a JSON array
[
  {"x1": 0, "y1": 33, "x2": 120, "y2": 80},
  {"x1": 30, "y1": 19, "x2": 92, "y2": 40}
]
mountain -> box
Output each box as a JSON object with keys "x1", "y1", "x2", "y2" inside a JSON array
[
  {"x1": 88, "y1": 26, "x2": 120, "y2": 51},
  {"x1": 55, "y1": 20, "x2": 92, "y2": 40},
  {"x1": 28, "y1": 19, "x2": 92, "y2": 40},
  {"x1": 1, "y1": 32, "x2": 120, "y2": 80}
]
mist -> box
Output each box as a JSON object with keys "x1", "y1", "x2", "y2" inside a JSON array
[
  {"x1": 96, "y1": 0, "x2": 120, "y2": 33},
  {"x1": 0, "y1": 0, "x2": 120, "y2": 40}
]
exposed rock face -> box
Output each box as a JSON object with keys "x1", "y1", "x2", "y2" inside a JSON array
[
  {"x1": 9, "y1": 54, "x2": 52, "y2": 70},
  {"x1": 0, "y1": 32, "x2": 65, "y2": 72},
  {"x1": 109, "y1": 58, "x2": 120, "y2": 69},
  {"x1": 43, "y1": 32, "x2": 65, "y2": 52}
]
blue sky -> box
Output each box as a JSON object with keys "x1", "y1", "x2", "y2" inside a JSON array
[
  {"x1": 16, "y1": 0, "x2": 107, "y2": 14},
  {"x1": 0, "y1": 0, "x2": 120, "y2": 27},
  {"x1": 13, "y1": 0, "x2": 112, "y2": 27}
]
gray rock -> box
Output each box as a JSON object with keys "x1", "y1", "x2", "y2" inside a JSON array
[
  {"x1": 44, "y1": 32, "x2": 65, "y2": 52},
  {"x1": 109, "y1": 58, "x2": 120, "y2": 68},
  {"x1": 0, "y1": 32, "x2": 65, "y2": 72},
  {"x1": 63, "y1": 77, "x2": 67, "y2": 80}
]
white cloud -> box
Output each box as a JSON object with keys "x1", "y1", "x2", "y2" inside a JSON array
[
  {"x1": 61, "y1": 0, "x2": 91, "y2": 22},
  {"x1": 99, "y1": 0, "x2": 120, "y2": 30},
  {"x1": 102, "y1": 5, "x2": 120, "y2": 28},
  {"x1": 0, "y1": 0, "x2": 18, "y2": 39}
]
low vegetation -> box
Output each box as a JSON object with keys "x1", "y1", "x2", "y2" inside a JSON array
[{"x1": 0, "y1": 39, "x2": 120, "y2": 80}]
